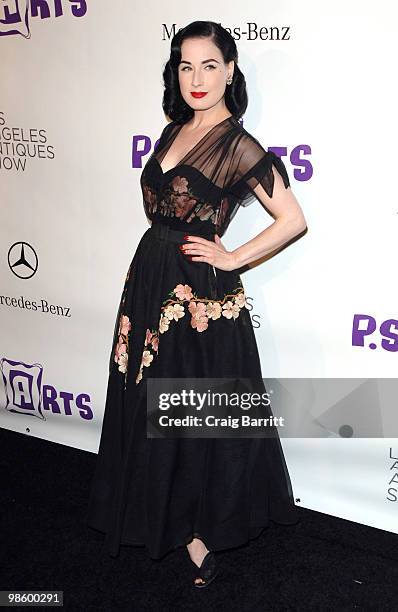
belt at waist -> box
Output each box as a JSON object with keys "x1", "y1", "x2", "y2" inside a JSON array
[{"x1": 149, "y1": 222, "x2": 216, "y2": 244}]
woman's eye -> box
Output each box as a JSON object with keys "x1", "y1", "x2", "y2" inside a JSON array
[{"x1": 181, "y1": 65, "x2": 216, "y2": 71}]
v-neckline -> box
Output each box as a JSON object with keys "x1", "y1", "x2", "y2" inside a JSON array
[{"x1": 157, "y1": 115, "x2": 234, "y2": 176}]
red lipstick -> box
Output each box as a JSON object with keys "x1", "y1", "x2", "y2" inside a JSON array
[{"x1": 191, "y1": 92, "x2": 208, "y2": 98}]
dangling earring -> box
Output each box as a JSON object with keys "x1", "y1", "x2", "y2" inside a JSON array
[{"x1": 226, "y1": 75, "x2": 233, "y2": 85}]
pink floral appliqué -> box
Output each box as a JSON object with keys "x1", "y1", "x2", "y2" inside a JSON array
[
  {"x1": 135, "y1": 328, "x2": 160, "y2": 384},
  {"x1": 156, "y1": 175, "x2": 218, "y2": 225},
  {"x1": 143, "y1": 184, "x2": 158, "y2": 214},
  {"x1": 134, "y1": 282, "x2": 247, "y2": 385},
  {"x1": 158, "y1": 281, "x2": 247, "y2": 336},
  {"x1": 114, "y1": 314, "x2": 132, "y2": 382}
]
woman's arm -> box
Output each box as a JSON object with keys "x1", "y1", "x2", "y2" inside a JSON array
[
  {"x1": 181, "y1": 166, "x2": 307, "y2": 271},
  {"x1": 230, "y1": 168, "x2": 307, "y2": 269}
]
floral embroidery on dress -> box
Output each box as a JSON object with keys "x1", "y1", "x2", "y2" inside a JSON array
[
  {"x1": 112, "y1": 264, "x2": 133, "y2": 385},
  {"x1": 155, "y1": 175, "x2": 218, "y2": 225},
  {"x1": 135, "y1": 327, "x2": 159, "y2": 384},
  {"x1": 134, "y1": 281, "x2": 247, "y2": 384},
  {"x1": 114, "y1": 313, "x2": 132, "y2": 389},
  {"x1": 158, "y1": 282, "x2": 247, "y2": 334},
  {"x1": 143, "y1": 184, "x2": 158, "y2": 215}
]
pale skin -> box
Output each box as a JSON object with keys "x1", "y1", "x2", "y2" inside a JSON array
[{"x1": 167, "y1": 36, "x2": 307, "y2": 583}]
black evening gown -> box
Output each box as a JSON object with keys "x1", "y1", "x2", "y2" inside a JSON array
[{"x1": 86, "y1": 115, "x2": 300, "y2": 559}]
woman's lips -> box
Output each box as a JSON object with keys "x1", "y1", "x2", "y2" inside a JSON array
[{"x1": 191, "y1": 92, "x2": 208, "y2": 98}]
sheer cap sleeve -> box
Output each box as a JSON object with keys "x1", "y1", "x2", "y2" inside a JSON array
[{"x1": 227, "y1": 132, "x2": 291, "y2": 207}]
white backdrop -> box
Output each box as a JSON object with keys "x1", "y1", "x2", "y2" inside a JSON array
[{"x1": 1, "y1": 1, "x2": 397, "y2": 536}]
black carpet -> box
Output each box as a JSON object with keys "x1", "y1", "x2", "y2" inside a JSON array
[{"x1": 1, "y1": 427, "x2": 397, "y2": 611}]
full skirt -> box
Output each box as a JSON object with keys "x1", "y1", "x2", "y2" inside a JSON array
[{"x1": 86, "y1": 221, "x2": 299, "y2": 559}]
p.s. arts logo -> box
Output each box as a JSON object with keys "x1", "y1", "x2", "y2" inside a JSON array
[
  {"x1": 131, "y1": 122, "x2": 313, "y2": 185},
  {"x1": 0, "y1": 0, "x2": 87, "y2": 39},
  {"x1": 0, "y1": 357, "x2": 93, "y2": 421},
  {"x1": 352, "y1": 314, "x2": 398, "y2": 352}
]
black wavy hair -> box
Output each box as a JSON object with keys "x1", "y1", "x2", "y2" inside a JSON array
[{"x1": 162, "y1": 21, "x2": 248, "y2": 124}]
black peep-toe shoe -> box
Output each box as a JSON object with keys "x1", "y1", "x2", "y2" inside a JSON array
[{"x1": 192, "y1": 550, "x2": 219, "y2": 588}]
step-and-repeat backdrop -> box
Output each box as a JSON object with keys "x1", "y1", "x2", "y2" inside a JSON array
[{"x1": 1, "y1": 2, "x2": 397, "y2": 535}]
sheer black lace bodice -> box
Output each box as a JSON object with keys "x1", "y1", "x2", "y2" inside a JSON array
[{"x1": 140, "y1": 115, "x2": 291, "y2": 236}]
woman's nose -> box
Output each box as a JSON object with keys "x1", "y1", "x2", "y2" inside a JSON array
[{"x1": 191, "y1": 74, "x2": 203, "y2": 87}]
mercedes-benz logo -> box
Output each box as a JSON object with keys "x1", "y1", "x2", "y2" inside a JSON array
[{"x1": 8, "y1": 242, "x2": 39, "y2": 279}]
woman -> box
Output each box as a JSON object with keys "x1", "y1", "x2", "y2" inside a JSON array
[{"x1": 87, "y1": 20, "x2": 307, "y2": 588}]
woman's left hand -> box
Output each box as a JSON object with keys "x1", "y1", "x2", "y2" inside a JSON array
[{"x1": 179, "y1": 234, "x2": 238, "y2": 272}]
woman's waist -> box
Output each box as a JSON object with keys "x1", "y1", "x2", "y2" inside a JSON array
[{"x1": 148, "y1": 220, "x2": 217, "y2": 244}]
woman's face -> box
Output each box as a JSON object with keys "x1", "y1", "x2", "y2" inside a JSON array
[{"x1": 177, "y1": 37, "x2": 234, "y2": 114}]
